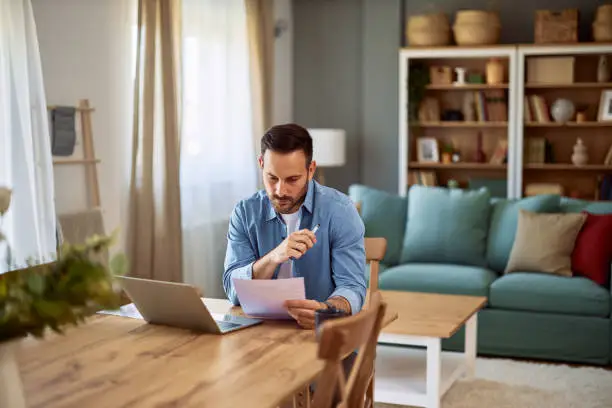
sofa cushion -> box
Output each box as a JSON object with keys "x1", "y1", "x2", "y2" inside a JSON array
[
  {"x1": 487, "y1": 194, "x2": 560, "y2": 273},
  {"x1": 378, "y1": 263, "x2": 497, "y2": 297},
  {"x1": 505, "y1": 209, "x2": 587, "y2": 277},
  {"x1": 560, "y1": 197, "x2": 612, "y2": 214},
  {"x1": 348, "y1": 184, "x2": 407, "y2": 265},
  {"x1": 572, "y1": 212, "x2": 612, "y2": 286},
  {"x1": 400, "y1": 186, "x2": 491, "y2": 267},
  {"x1": 490, "y1": 272, "x2": 610, "y2": 318}
]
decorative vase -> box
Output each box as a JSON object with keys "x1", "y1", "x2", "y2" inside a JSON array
[
  {"x1": 571, "y1": 138, "x2": 588, "y2": 166},
  {"x1": 454, "y1": 67, "x2": 467, "y2": 85},
  {"x1": 486, "y1": 58, "x2": 504, "y2": 84},
  {"x1": 551, "y1": 99, "x2": 575, "y2": 123},
  {"x1": 0, "y1": 340, "x2": 26, "y2": 408},
  {"x1": 441, "y1": 152, "x2": 452, "y2": 164},
  {"x1": 597, "y1": 55, "x2": 610, "y2": 83}
]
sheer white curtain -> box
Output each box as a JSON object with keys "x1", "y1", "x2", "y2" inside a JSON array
[
  {"x1": 180, "y1": 0, "x2": 258, "y2": 297},
  {"x1": 0, "y1": 0, "x2": 56, "y2": 272}
]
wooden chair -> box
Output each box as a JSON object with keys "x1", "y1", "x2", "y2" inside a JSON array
[
  {"x1": 284, "y1": 208, "x2": 387, "y2": 408},
  {"x1": 355, "y1": 200, "x2": 387, "y2": 297},
  {"x1": 311, "y1": 290, "x2": 387, "y2": 408},
  {"x1": 365, "y1": 237, "x2": 386, "y2": 296}
]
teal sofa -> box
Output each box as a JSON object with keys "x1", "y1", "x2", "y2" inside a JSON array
[{"x1": 349, "y1": 184, "x2": 612, "y2": 366}]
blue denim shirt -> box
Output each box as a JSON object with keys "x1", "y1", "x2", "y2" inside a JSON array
[{"x1": 223, "y1": 180, "x2": 367, "y2": 315}]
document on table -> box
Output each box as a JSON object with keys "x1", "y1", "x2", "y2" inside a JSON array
[
  {"x1": 98, "y1": 303, "x2": 143, "y2": 320},
  {"x1": 233, "y1": 277, "x2": 306, "y2": 319}
]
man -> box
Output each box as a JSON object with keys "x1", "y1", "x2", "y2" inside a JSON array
[{"x1": 223, "y1": 123, "x2": 367, "y2": 328}]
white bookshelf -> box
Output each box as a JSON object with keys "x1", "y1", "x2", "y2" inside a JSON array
[
  {"x1": 399, "y1": 43, "x2": 612, "y2": 200},
  {"x1": 399, "y1": 46, "x2": 519, "y2": 198},
  {"x1": 515, "y1": 43, "x2": 612, "y2": 199}
]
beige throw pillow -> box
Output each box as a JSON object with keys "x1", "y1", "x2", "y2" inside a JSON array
[{"x1": 504, "y1": 209, "x2": 587, "y2": 277}]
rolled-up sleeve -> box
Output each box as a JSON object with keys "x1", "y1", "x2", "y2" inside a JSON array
[
  {"x1": 328, "y1": 202, "x2": 367, "y2": 315},
  {"x1": 223, "y1": 202, "x2": 256, "y2": 305}
]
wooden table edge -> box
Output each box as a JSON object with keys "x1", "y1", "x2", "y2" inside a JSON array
[
  {"x1": 379, "y1": 291, "x2": 488, "y2": 339},
  {"x1": 444, "y1": 296, "x2": 487, "y2": 338}
]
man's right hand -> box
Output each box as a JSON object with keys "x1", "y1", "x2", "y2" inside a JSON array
[{"x1": 271, "y1": 229, "x2": 317, "y2": 264}]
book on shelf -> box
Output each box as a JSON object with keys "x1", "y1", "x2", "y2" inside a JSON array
[
  {"x1": 525, "y1": 95, "x2": 551, "y2": 123},
  {"x1": 524, "y1": 137, "x2": 549, "y2": 163},
  {"x1": 408, "y1": 171, "x2": 437, "y2": 186},
  {"x1": 597, "y1": 175, "x2": 612, "y2": 201},
  {"x1": 604, "y1": 144, "x2": 612, "y2": 165},
  {"x1": 525, "y1": 183, "x2": 564, "y2": 197},
  {"x1": 473, "y1": 90, "x2": 507, "y2": 122}
]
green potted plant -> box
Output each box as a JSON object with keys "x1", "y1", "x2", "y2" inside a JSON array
[
  {"x1": 408, "y1": 62, "x2": 430, "y2": 121},
  {"x1": 441, "y1": 143, "x2": 455, "y2": 164},
  {"x1": 0, "y1": 187, "x2": 127, "y2": 408}
]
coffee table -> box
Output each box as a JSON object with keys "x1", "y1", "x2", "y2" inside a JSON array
[{"x1": 374, "y1": 291, "x2": 486, "y2": 408}]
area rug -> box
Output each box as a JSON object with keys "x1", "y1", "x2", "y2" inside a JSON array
[{"x1": 375, "y1": 357, "x2": 612, "y2": 408}]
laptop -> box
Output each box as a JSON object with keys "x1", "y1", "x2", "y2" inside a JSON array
[{"x1": 115, "y1": 276, "x2": 262, "y2": 334}]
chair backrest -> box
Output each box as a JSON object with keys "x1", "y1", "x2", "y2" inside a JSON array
[
  {"x1": 311, "y1": 291, "x2": 387, "y2": 408},
  {"x1": 57, "y1": 208, "x2": 108, "y2": 266},
  {"x1": 364, "y1": 237, "x2": 386, "y2": 294},
  {"x1": 355, "y1": 199, "x2": 387, "y2": 300}
]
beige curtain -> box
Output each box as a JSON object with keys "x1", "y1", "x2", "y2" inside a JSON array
[
  {"x1": 127, "y1": 0, "x2": 183, "y2": 282},
  {"x1": 245, "y1": 0, "x2": 275, "y2": 155}
]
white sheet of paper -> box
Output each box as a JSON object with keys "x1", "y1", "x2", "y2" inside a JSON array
[
  {"x1": 232, "y1": 277, "x2": 306, "y2": 319},
  {"x1": 98, "y1": 303, "x2": 143, "y2": 320}
]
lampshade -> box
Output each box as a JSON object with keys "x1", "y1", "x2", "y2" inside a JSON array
[{"x1": 308, "y1": 128, "x2": 346, "y2": 167}]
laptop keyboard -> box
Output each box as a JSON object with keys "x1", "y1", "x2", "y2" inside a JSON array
[{"x1": 216, "y1": 320, "x2": 242, "y2": 331}]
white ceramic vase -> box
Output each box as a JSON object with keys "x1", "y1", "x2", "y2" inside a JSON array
[
  {"x1": 551, "y1": 98, "x2": 575, "y2": 123},
  {"x1": 571, "y1": 138, "x2": 588, "y2": 166},
  {"x1": 0, "y1": 340, "x2": 26, "y2": 408}
]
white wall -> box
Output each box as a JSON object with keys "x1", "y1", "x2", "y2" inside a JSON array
[{"x1": 32, "y1": 0, "x2": 135, "y2": 250}]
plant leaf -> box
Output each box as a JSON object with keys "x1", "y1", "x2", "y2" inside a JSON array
[
  {"x1": 109, "y1": 253, "x2": 129, "y2": 276},
  {"x1": 27, "y1": 272, "x2": 45, "y2": 295}
]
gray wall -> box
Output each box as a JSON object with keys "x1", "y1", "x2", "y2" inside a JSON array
[
  {"x1": 294, "y1": 0, "x2": 604, "y2": 194},
  {"x1": 293, "y1": 0, "x2": 364, "y2": 194}
]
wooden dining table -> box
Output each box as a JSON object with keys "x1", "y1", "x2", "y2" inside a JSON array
[{"x1": 17, "y1": 298, "x2": 397, "y2": 408}]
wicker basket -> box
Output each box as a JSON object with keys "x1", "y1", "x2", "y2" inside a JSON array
[
  {"x1": 453, "y1": 10, "x2": 501, "y2": 45},
  {"x1": 595, "y1": 5, "x2": 612, "y2": 23},
  {"x1": 454, "y1": 10, "x2": 500, "y2": 26},
  {"x1": 593, "y1": 22, "x2": 612, "y2": 42},
  {"x1": 406, "y1": 13, "x2": 451, "y2": 46},
  {"x1": 593, "y1": 5, "x2": 612, "y2": 42},
  {"x1": 534, "y1": 9, "x2": 578, "y2": 44}
]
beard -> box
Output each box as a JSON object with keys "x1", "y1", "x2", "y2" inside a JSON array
[{"x1": 270, "y1": 181, "x2": 309, "y2": 214}]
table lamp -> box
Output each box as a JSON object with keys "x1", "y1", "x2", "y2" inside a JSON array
[{"x1": 308, "y1": 128, "x2": 346, "y2": 185}]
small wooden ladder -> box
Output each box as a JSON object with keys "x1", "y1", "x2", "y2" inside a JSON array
[{"x1": 48, "y1": 99, "x2": 101, "y2": 209}]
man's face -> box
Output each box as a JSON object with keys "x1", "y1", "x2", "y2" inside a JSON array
[{"x1": 260, "y1": 150, "x2": 316, "y2": 214}]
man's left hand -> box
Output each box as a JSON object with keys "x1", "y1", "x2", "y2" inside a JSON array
[{"x1": 284, "y1": 299, "x2": 326, "y2": 329}]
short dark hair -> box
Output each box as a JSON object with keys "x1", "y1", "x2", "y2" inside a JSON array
[{"x1": 260, "y1": 123, "x2": 313, "y2": 166}]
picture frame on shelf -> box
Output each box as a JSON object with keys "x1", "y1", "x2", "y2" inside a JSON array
[
  {"x1": 598, "y1": 90, "x2": 612, "y2": 122},
  {"x1": 417, "y1": 137, "x2": 439, "y2": 163}
]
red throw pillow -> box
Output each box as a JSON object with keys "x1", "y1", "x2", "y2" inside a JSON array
[{"x1": 571, "y1": 211, "x2": 612, "y2": 286}]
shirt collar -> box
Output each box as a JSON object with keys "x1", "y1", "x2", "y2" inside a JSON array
[{"x1": 264, "y1": 179, "x2": 316, "y2": 222}]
